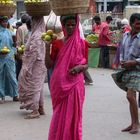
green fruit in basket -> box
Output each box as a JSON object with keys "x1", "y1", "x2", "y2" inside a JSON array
[
  {"x1": 86, "y1": 34, "x2": 98, "y2": 43},
  {"x1": 44, "y1": 35, "x2": 52, "y2": 41},
  {"x1": 90, "y1": 34, "x2": 98, "y2": 41},
  {"x1": 6, "y1": 1, "x2": 13, "y2": 4},
  {"x1": 86, "y1": 35, "x2": 93, "y2": 43},
  {"x1": 41, "y1": 32, "x2": 47, "y2": 40},
  {"x1": 31, "y1": 0, "x2": 36, "y2": 2},
  {"x1": 46, "y1": 30, "x2": 54, "y2": 36},
  {"x1": 1, "y1": 1, "x2": 5, "y2": 4},
  {"x1": 24, "y1": 0, "x2": 31, "y2": 3}
]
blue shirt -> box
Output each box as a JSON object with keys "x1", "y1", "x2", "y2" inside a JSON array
[{"x1": 120, "y1": 32, "x2": 140, "y2": 66}]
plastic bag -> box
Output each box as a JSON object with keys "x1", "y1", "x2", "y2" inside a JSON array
[{"x1": 44, "y1": 11, "x2": 62, "y2": 33}]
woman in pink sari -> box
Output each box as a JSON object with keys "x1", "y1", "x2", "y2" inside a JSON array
[
  {"x1": 45, "y1": 15, "x2": 88, "y2": 140},
  {"x1": 18, "y1": 17, "x2": 47, "y2": 119}
]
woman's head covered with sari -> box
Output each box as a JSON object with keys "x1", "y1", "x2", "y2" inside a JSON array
[
  {"x1": 25, "y1": 16, "x2": 45, "y2": 47},
  {"x1": 25, "y1": 16, "x2": 46, "y2": 59},
  {"x1": 50, "y1": 14, "x2": 86, "y2": 107},
  {"x1": 60, "y1": 14, "x2": 80, "y2": 38},
  {"x1": 31, "y1": 16, "x2": 45, "y2": 35}
]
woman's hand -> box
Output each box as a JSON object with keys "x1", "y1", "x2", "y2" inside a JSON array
[
  {"x1": 69, "y1": 65, "x2": 86, "y2": 75},
  {"x1": 69, "y1": 65, "x2": 82, "y2": 75},
  {"x1": 45, "y1": 40, "x2": 52, "y2": 49}
]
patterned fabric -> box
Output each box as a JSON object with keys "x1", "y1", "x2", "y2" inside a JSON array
[
  {"x1": 112, "y1": 69, "x2": 140, "y2": 92},
  {"x1": 112, "y1": 32, "x2": 140, "y2": 92},
  {"x1": 18, "y1": 17, "x2": 47, "y2": 111},
  {"x1": 120, "y1": 32, "x2": 140, "y2": 67},
  {"x1": 0, "y1": 25, "x2": 18, "y2": 98}
]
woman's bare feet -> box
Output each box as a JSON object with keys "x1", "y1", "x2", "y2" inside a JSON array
[
  {"x1": 0, "y1": 97, "x2": 5, "y2": 104},
  {"x1": 24, "y1": 110, "x2": 40, "y2": 119},
  {"x1": 38, "y1": 106, "x2": 45, "y2": 115},
  {"x1": 13, "y1": 96, "x2": 19, "y2": 102},
  {"x1": 121, "y1": 125, "x2": 132, "y2": 132}
]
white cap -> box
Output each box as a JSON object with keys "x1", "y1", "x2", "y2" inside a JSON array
[{"x1": 121, "y1": 18, "x2": 129, "y2": 25}]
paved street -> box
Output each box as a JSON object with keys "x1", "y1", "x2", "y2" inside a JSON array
[{"x1": 0, "y1": 68, "x2": 140, "y2": 140}]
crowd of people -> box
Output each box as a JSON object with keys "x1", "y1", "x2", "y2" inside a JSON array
[{"x1": 0, "y1": 11, "x2": 140, "y2": 140}]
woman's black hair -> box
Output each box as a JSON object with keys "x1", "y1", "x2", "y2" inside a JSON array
[
  {"x1": 60, "y1": 15, "x2": 77, "y2": 25},
  {"x1": 106, "y1": 16, "x2": 112, "y2": 21},
  {"x1": 16, "y1": 21, "x2": 22, "y2": 27},
  {"x1": 130, "y1": 13, "x2": 140, "y2": 25},
  {"x1": 26, "y1": 17, "x2": 32, "y2": 31},
  {"x1": 21, "y1": 14, "x2": 29, "y2": 23}
]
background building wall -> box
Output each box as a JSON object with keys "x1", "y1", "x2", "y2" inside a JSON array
[{"x1": 14, "y1": 0, "x2": 140, "y2": 19}]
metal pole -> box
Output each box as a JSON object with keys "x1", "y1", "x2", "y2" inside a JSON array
[{"x1": 103, "y1": 0, "x2": 107, "y2": 12}]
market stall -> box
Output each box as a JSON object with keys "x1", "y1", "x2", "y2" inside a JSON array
[
  {"x1": 88, "y1": 48, "x2": 100, "y2": 68},
  {"x1": 108, "y1": 45, "x2": 117, "y2": 68}
]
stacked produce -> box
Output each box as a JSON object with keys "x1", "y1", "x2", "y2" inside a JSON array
[
  {"x1": 0, "y1": 46, "x2": 10, "y2": 54},
  {"x1": 17, "y1": 45, "x2": 25, "y2": 54},
  {"x1": 41, "y1": 30, "x2": 57, "y2": 41},
  {"x1": 86, "y1": 34, "x2": 99, "y2": 43},
  {"x1": 0, "y1": 0, "x2": 16, "y2": 16},
  {"x1": 110, "y1": 30, "x2": 122, "y2": 46},
  {"x1": 24, "y1": 0, "x2": 51, "y2": 16},
  {"x1": 49, "y1": 0, "x2": 89, "y2": 16},
  {"x1": 85, "y1": 34, "x2": 99, "y2": 48},
  {"x1": 24, "y1": 0, "x2": 46, "y2": 3},
  {"x1": 0, "y1": 0, "x2": 15, "y2": 4}
]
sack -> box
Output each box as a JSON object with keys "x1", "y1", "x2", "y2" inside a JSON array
[{"x1": 44, "y1": 11, "x2": 62, "y2": 34}]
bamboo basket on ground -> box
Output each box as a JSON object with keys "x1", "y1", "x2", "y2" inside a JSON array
[
  {"x1": 50, "y1": 0, "x2": 90, "y2": 16},
  {"x1": 0, "y1": 4, "x2": 16, "y2": 16},
  {"x1": 25, "y1": 1, "x2": 51, "y2": 16}
]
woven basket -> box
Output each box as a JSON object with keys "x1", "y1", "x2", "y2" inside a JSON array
[
  {"x1": 0, "y1": 4, "x2": 16, "y2": 16},
  {"x1": 50, "y1": 0, "x2": 90, "y2": 16},
  {"x1": 25, "y1": 2, "x2": 51, "y2": 16}
]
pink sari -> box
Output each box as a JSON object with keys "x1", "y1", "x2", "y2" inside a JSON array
[{"x1": 48, "y1": 16, "x2": 86, "y2": 140}]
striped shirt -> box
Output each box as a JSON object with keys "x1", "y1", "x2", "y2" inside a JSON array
[{"x1": 120, "y1": 32, "x2": 140, "y2": 66}]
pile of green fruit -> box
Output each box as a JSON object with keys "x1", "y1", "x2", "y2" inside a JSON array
[
  {"x1": 41, "y1": 30, "x2": 57, "y2": 42},
  {"x1": 0, "y1": 46, "x2": 10, "y2": 54},
  {"x1": 0, "y1": 0, "x2": 15, "y2": 4},
  {"x1": 17, "y1": 45, "x2": 25, "y2": 54},
  {"x1": 86, "y1": 34, "x2": 99, "y2": 43},
  {"x1": 24, "y1": 0, "x2": 45, "y2": 3}
]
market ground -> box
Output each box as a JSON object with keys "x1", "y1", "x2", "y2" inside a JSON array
[{"x1": 0, "y1": 68, "x2": 140, "y2": 140}]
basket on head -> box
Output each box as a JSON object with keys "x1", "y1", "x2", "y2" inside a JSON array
[
  {"x1": 25, "y1": 1, "x2": 51, "y2": 17},
  {"x1": 0, "y1": 4, "x2": 16, "y2": 17},
  {"x1": 49, "y1": 0, "x2": 90, "y2": 16}
]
